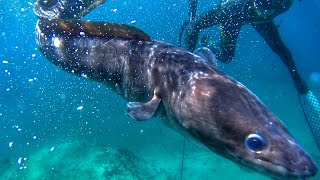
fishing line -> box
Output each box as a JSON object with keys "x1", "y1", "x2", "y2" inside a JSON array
[{"x1": 180, "y1": 136, "x2": 186, "y2": 180}]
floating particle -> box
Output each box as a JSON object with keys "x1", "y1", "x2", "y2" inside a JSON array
[
  {"x1": 18, "y1": 157, "x2": 22, "y2": 164},
  {"x1": 32, "y1": 54, "x2": 36, "y2": 58},
  {"x1": 28, "y1": 79, "x2": 33, "y2": 82},
  {"x1": 50, "y1": 147, "x2": 55, "y2": 151},
  {"x1": 140, "y1": 130, "x2": 144, "y2": 133},
  {"x1": 130, "y1": 20, "x2": 137, "y2": 24},
  {"x1": 81, "y1": 73, "x2": 88, "y2": 78},
  {"x1": 9, "y1": 142, "x2": 13, "y2": 148},
  {"x1": 18, "y1": 166, "x2": 27, "y2": 170},
  {"x1": 76, "y1": 106, "x2": 84, "y2": 110},
  {"x1": 111, "y1": 8, "x2": 117, "y2": 13},
  {"x1": 2, "y1": 60, "x2": 8, "y2": 64},
  {"x1": 21, "y1": 8, "x2": 25, "y2": 12},
  {"x1": 33, "y1": 136, "x2": 37, "y2": 139},
  {"x1": 53, "y1": 37, "x2": 61, "y2": 47}
]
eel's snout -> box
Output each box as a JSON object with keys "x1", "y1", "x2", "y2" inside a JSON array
[
  {"x1": 273, "y1": 139, "x2": 318, "y2": 179},
  {"x1": 251, "y1": 140, "x2": 318, "y2": 179},
  {"x1": 286, "y1": 151, "x2": 318, "y2": 178},
  {"x1": 243, "y1": 144, "x2": 318, "y2": 179}
]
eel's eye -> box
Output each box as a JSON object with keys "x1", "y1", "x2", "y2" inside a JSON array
[
  {"x1": 38, "y1": 0, "x2": 58, "y2": 7},
  {"x1": 245, "y1": 134, "x2": 266, "y2": 153}
]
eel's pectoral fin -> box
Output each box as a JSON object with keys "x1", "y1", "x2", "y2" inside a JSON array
[
  {"x1": 127, "y1": 94, "x2": 161, "y2": 121},
  {"x1": 193, "y1": 47, "x2": 218, "y2": 67}
]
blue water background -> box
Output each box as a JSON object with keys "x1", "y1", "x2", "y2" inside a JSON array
[{"x1": 0, "y1": 0, "x2": 319, "y2": 179}]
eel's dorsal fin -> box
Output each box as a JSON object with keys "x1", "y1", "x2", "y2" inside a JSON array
[
  {"x1": 127, "y1": 93, "x2": 161, "y2": 121},
  {"x1": 39, "y1": 19, "x2": 151, "y2": 41}
]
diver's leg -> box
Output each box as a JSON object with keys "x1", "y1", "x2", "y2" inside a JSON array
[
  {"x1": 217, "y1": 23, "x2": 242, "y2": 63},
  {"x1": 184, "y1": 6, "x2": 223, "y2": 51},
  {"x1": 179, "y1": 0, "x2": 198, "y2": 48},
  {"x1": 189, "y1": 0, "x2": 198, "y2": 22},
  {"x1": 252, "y1": 21, "x2": 308, "y2": 94},
  {"x1": 201, "y1": 23, "x2": 241, "y2": 63}
]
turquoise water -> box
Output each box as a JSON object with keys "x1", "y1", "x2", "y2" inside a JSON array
[{"x1": 0, "y1": 0, "x2": 320, "y2": 179}]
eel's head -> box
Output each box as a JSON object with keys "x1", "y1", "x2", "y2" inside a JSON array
[{"x1": 177, "y1": 69, "x2": 317, "y2": 179}]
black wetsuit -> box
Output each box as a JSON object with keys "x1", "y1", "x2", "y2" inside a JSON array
[{"x1": 184, "y1": 0, "x2": 308, "y2": 94}]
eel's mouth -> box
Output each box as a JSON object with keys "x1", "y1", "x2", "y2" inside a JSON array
[{"x1": 242, "y1": 155, "x2": 318, "y2": 179}]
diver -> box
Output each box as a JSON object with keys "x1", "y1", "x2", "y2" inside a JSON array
[{"x1": 180, "y1": 0, "x2": 320, "y2": 150}]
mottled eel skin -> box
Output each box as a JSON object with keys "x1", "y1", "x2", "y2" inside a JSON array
[{"x1": 34, "y1": 1, "x2": 317, "y2": 179}]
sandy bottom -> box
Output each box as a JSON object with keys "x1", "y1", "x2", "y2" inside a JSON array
[{"x1": 1, "y1": 139, "x2": 272, "y2": 180}]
